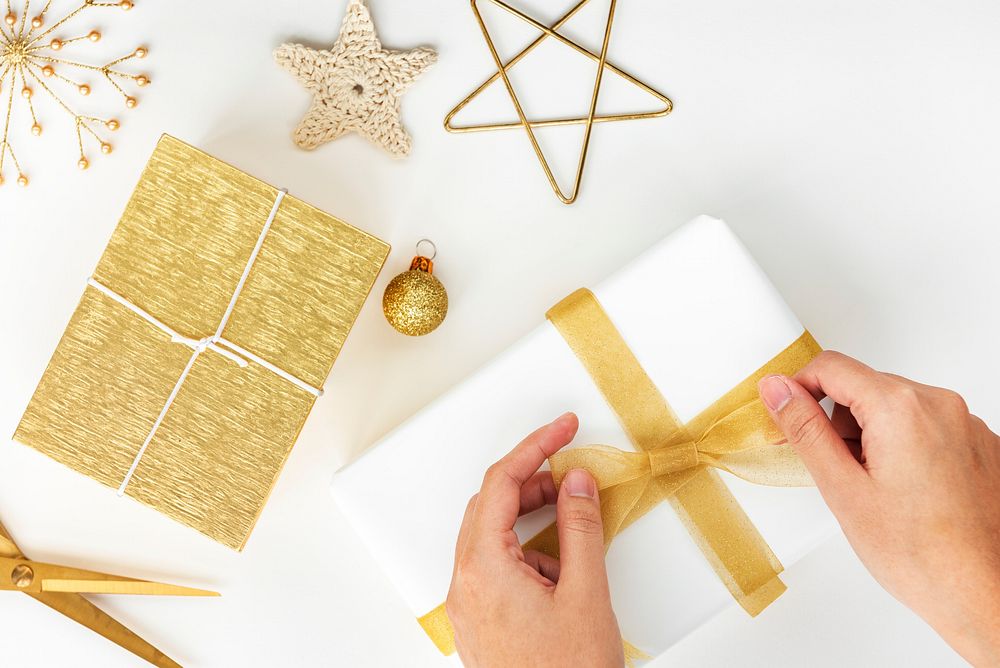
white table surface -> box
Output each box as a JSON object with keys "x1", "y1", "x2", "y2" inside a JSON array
[{"x1": 0, "y1": 0, "x2": 994, "y2": 665}]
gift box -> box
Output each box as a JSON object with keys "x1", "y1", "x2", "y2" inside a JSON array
[
  {"x1": 15, "y1": 135, "x2": 389, "y2": 551},
  {"x1": 331, "y1": 216, "x2": 838, "y2": 660}
]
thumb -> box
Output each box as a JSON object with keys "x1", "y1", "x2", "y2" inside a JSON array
[
  {"x1": 758, "y1": 374, "x2": 865, "y2": 500},
  {"x1": 555, "y1": 468, "x2": 611, "y2": 601}
]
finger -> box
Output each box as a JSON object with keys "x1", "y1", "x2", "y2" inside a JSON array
[
  {"x1": 554, "y1": 469, "x2": 611, "y2": 603},
  {"x1": 793, "y1": 351, "x2": 891, "y2": 425},
  {"x1": 523, "y1": 549, "x2": 561, "y2": 584},
  {"x1": 519, "y1": 471, "x2": 558, "y2": 516},
  {"x1": 832, "y1": 404, "x2": 865, "y2": 463},
  {"x1": 758, "y1": 374, "x2": 868, "y2": 509},
  {"x1": 475, "y1": 413, "x2": 579, "y2": 535},
  {"x1": 453, "y1": 494, "x2": 478, "y2": 579},
  {"x1": 831, "y1": 403, "x2": 862, "y2": 441}
]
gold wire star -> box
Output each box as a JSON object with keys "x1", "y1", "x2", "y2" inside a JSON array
[
  {"x1": 274, "y1": 0, "x2": 436, "y2": 158},
  {"x1": 0, "y1": 0, "x2": 149, "y2": 187},
  {"x1": 444, "y1": 0, "x2": 672, "y2": 205}
]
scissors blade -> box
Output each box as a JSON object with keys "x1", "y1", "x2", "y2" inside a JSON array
[
  {"x1": 42, "y1": 576, "x2": 220, "y2": 597},
  {"x1": 28, "y1": 591, "x2": 182, "y2": 668},
  {"x1": 0, "y1": 557, "x2": 219, "y2": 596}
]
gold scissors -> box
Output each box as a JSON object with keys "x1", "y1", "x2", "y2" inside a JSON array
[{"x1": 0, "y1": 519, "x2": 218, "y2": 667}]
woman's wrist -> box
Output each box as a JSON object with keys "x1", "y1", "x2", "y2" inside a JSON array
[{"x1": 929, "y1": 572, "x2": 1000, "y2": 666}]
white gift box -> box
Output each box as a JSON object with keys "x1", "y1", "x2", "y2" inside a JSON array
[{"x1": 331, "y1": 215, "x2": 838, "y2": 660}]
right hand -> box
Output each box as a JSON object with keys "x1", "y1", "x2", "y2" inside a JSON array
[
  {"x1": 758, "y1": 351, "x2": 1000, "y2": 666},
  {"x1": 446, "y1": 414, "x2": 623, "y2": 667}
]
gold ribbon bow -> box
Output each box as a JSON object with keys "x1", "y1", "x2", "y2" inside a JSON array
[
  {"x1": 418, "y1": 289, "x2": 822, "y2": 655},
  {"x1": 547, "y1": 397, "x2": 815, "y2": 547}
]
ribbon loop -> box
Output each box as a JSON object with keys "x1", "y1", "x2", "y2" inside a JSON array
[
  {"x1": 550, "y1": 445, "x2": 648, "y2": 491},
  {"x1": 548, "y1": 393, "x2": 816, "y2": 492}
]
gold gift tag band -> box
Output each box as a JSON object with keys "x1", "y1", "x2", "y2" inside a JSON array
[{"x1": 84, "y1": 188, "x2": 325, "y2": 496}]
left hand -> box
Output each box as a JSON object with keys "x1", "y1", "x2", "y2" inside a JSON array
[{"x1": 445, "y1": 412, "x2": 624, "y2": 667}]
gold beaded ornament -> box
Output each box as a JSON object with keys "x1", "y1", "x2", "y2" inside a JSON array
[
  {"x1": 0, "y1": 0, "x2": 149, "y2": 186},
  {"x1": 383, "y1": 239, "x2": 448, "y2": 336}
]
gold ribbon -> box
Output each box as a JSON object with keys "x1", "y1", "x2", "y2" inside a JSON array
[{"x1": 418, "y1": 289, "x2": 822, "y2": 656}]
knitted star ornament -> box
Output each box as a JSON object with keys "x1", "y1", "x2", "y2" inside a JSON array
[{"x1": 274, "y1": 0, "x2": 436, "y2": 158}]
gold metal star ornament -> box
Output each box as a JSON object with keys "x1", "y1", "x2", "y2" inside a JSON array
[
  {"x1": 274, "y1": 0, "x2": 436, "y2": 158},
  {"x1": 445, "y1": 0, "x2": 673, "y2": 204}
]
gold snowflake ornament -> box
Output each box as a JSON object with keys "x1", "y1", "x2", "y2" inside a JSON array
[{"x1": 0, "y1": 0, "x2": 149, "y2": 186}]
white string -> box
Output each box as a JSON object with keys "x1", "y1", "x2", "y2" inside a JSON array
[
  {"x1": 115, "y1": 341, "x2": 205, "y2": 497},
  {"x1": 214, "y1": 190, "x2": 286, "y2": 341},
  {"x1": 86, "y1": 278, "x2": 248, "y2": 368},
  {"x1": 215, "y1": 336, "x2": 322, "y2": 397},
  {"x1": 84, "y1": 189, "x2": 325, "y2": 497}
]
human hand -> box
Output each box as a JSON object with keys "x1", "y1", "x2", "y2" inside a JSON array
[
  {"x1": 758, "y1": 352, "x2": 1000, "y2": 666},
  {"x1": 446, "y1": 413, "x2": 624, "y2": 667}
]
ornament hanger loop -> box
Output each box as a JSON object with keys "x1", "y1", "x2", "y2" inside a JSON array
[{"x1": 416, "y1": 238, "x2": 437, "y2": 260}]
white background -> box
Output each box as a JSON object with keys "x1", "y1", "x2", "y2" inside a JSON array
[{"x1": 0, "y1": 0, "x2": 994, "y2": 666}]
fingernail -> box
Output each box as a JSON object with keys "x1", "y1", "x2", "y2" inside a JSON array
[
  {"x1": 552, "y1": 411, "x2": 575, "y2": 426},
  {"x1": 759, "y1": 375, "x2": 792, "y2": 412},
  {"x1": 563, "y1": 468, "x2": 596, "y2": 499}
]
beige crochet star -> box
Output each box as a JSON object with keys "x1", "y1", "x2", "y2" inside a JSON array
[{"x1": 275, "y1": 0, "x2": 437, "y2": 158}]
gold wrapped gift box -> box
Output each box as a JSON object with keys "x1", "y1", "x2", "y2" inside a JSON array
[{"x1": 15, "y1": 135, "x2": 389, "y2": 550}]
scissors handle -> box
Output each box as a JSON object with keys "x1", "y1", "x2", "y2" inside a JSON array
[{"x1": 0, "y1": 517, "x2": 200, "y2": 666}]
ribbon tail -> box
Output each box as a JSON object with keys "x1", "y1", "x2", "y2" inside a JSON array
[
  {"x1": 416, "y1": 601, "x2": 654, "y2": 662},
  {"x1": 666, "y1": 468, "x2": 785, "y2": 616},
  {"x1": 617, "y1": 467, "x2": 699, "y2": 534},
  {"x1": 624, "y1": 638, "x2": 652, "y2": 667},
  {"x1": 599, "y1": 478, "x2": 651, "y2": 549},
  {"x1": 416, "y1": 602, "x2": 455, "y2": 655},
  {"x1": 521, "y1": 476, "x2": 650, "y2": 560},
  {"x1": 522, "y1": 520, "x2": 561, "y2": 559}
]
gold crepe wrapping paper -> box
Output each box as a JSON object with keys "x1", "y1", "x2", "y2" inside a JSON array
[{"x1": 15, "y1": 135, "x2": 389, "y2": 550}]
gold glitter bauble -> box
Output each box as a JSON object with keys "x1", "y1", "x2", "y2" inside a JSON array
[
  {"x1": 383, "y1": 269, "x2": 448, "y2": 336},
  {"x1": 383, "y1": 247, "x2": 448, "y2": 336}
]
